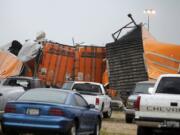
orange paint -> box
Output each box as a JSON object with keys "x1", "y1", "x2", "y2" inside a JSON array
[{"x1": 36, "y1": 42, "x2": 106, "y2": 87}]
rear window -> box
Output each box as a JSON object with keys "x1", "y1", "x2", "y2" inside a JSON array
[
  {"x1": 18, "y1": 89, "x2": 68, "y2": 104},
  {"x1": 72, "y1": 83, "x2": 102, "y2": 95},
  {"x1": 156, "y1": 77, "x2": 180, "y2": 94},
  {"x1": 134, "y1": 83, "x2": 154, "y2": 94},
  {"x1": 4, "y1": 79, "x2": 30, "y2": 87}
]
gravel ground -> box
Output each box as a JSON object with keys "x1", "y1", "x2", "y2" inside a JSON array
[{"x1": 101, "y1": 111, "x2": 137, "y2": 135}]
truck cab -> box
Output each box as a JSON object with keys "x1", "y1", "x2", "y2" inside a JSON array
[{"x1": 135, "y1": 74, "x2": 180, "y2": 135}]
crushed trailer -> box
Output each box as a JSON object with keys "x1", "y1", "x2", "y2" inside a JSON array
[{"x1": 106, "y1": 14, "x2": 180, "y2": 102}]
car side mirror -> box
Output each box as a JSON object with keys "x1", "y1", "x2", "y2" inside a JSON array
[
  {"x1": 148, "y1": 87, "x2": 154, "y2": 94},
  {"x1": 88, "y1": 104, "x2": 95, "y2": 109}
]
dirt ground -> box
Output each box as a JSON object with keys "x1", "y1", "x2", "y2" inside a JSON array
[{"x1": 101, "y1": 111, "x2": 137, "y2": 135}]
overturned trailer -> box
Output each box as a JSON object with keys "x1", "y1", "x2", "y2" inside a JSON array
[
  {"x1": 106, "y1": 15, "x2": 180, "y2": 102},
  {"x1": 24, "y1": 42, "x2": 106, "y2": 88},
  {"x1": 106, "y1": 24, "x2": 148, "y2": 101}
]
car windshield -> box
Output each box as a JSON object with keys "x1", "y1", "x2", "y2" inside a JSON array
[
  {"x1": 18, "y1": 89, "x2": 68, "y2": 104},
  {"x1": 72, "y1": 83, "x2": 102, "y2": 95},
  {"x1": 3, "y1": 78, "x2": 31, "y2": 89},
  {"x1": 134, "y1": 83, "x2": 154, "y2": 94},
  {"x1": 156, "y1": 77, "x2": 180, "y2": 94}
]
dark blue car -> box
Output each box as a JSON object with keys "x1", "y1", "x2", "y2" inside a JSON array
[{"x1": 1, "y1": 88, "x2": 102, "y2": 135}]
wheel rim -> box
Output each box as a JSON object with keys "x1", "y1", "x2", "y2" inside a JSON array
[
  {"x1": 70, "y1": 125, "x2": 76, "y2": 135},
  {"x1": 108, "y1": 108, "x2": 112, "y2": 117}
]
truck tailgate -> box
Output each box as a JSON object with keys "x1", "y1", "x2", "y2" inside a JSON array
[
  {"x1": 81, "y1": 94, "x2": 97, "y2": 105},
  {"x1": 137, "y1": 94, "x2": 180, "y2": 119}
]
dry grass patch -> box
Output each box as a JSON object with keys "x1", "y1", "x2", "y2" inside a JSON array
[{"x1": 101, "y1": 111, "x2": 137, "y2": 135}]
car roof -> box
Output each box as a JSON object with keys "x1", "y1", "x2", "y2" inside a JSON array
[
  {"x1": 136, "y1": 80, "x2": 156, "y2": 84},
  {"x1": 159, "y1": 74, "x2": 180, "y2": 78},
  {"x1": 29, "y1": 88, "x2": 77, "y2": 94},
  {"x1": 6, "y1": 76, "x2": 41, "y2": 80},
  {"x1": 65, "y1": 81, "x2": 102, "y2": 85}
]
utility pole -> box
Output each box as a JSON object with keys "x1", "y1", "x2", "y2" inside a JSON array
[{"x1": 144, "y1": 9, "x2": 156, "y2": 31}]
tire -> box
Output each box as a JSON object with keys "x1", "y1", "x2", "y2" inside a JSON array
[
  {"x1": 91, "y1": 120, "x2": 100, "y2": 135},
  {"x1": 1, "y1": 124, "x2": 19, "y2": 135},
  {"x1": 67, "y1": 123, "x2": 77, "y2": 135},
  {"x1": 101, "y1": 103, "x2": 104, "y2": 112},
  {"x1": 3, "y1": 130, "x2": 19, "y2": 135},
  {"x1": 137, "y1": 126, "x2": 152, "y2": 135},
  {"x1": 125, "y1": 114, "x2": 133, "y2": 123},
  {"x1": 103, "y1": 107, "x2": 112, "y2": 118}
]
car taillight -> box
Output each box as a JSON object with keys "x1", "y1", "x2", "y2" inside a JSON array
[
  {"x1": 49, "y1": 108, "x2": 64, "y2": 116},
  {"x1": 96, "y1": 98, "x2": 100, "y2": 105},
  {"x1": 134, "y1": 96, "x2": 141, "y2": 111},
  {"x1": 5, "y1": 104, "x2": 16, "y2": 113}
]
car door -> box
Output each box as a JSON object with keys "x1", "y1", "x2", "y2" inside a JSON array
[{"x1": 74, "y1": 94, "x2": 97, "y2": 132}]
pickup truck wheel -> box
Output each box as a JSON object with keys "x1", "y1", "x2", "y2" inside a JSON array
[
  {"x1": 137, "y1": 126, "x2": 152, "y2": 135},
  {"x1": 125, "y1": 114, "x2": 133, "y2": 123},
  {"x1": 101, "y1": 103, "x2": 104, "y2": 112},
  {"x1": 103, "y1": 107, "x2": 112, "y2": 118}
]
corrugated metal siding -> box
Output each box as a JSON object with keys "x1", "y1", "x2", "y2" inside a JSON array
[
  {"x1": 38, "y1": 43, "x2": 75, "y2": 87},
  {"x1": 74, "y1": 46, "x2": 106, "y2": 82},
  {"x1": 37, "y1": 42, "x2": 106, "y2": 87},
  {"x1": 106, "y1": 26, "x2": 148, "y2": 102}
]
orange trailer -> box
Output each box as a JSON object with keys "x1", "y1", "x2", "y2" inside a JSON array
[
  {"x1": 0, "y1": 51, "x2": 23, "y2": 79},
  {"x1": 36, "y1": 42, "x2": 106, "y2": 87},
  {"x1": 37, "y1": 42, "x2": 75, "y2": 87},
  {"x1": 74, "y1": 45, "x2": 106, "y2": 82},
  {"x1": 143, "y1": 28, "x2": 180, "y2": 79}
]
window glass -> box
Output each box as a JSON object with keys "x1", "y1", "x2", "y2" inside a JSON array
[
  {"x1": 18, "y1": 89, "x2": 68, "y2": 104},
  {"x1": 68, "y1": 96, "x2": 78, "y2": 106},
  {"x1": 134, "y1": 83, "x2": 154, "y2": 94},
  {"x1": 74, "y1": 94, "x2": 88, "y2": 107},
  {"x1": 156, "y1": 77, "x2": 180, "y2": 94},
  {"x1": 72, "y1": 83, "x2": 102, "y2": 95},
  {"x1": 4, "y1": 79, "x2": 31, "y2": 90}
]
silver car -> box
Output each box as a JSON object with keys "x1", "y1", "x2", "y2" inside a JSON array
[
  {"x1": 0, "y1": 76, "x2": 45, "y2": 118},
  {"x1": 125, "y1": 80, "x2": 155, "y2": 123}
]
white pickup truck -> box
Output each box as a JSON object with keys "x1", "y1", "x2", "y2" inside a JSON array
[
  {"x1": 62, "y1": 81, "x2": 112, "y2": 118},
  {"x1": 135, "y1": 74, "x2": 180, "y2": 135}
]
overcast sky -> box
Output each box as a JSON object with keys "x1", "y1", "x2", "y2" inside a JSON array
[{"x1": 0, "y1": 0, "x2": 180, "y2": 46}]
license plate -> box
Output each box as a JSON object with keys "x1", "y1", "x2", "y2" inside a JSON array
[
  {"x1": 161, "y1": 121, "x2": 180, "y2": 128},
  {"x1": 26, "y1": 108, "x2": 39, "y2": 115}
]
